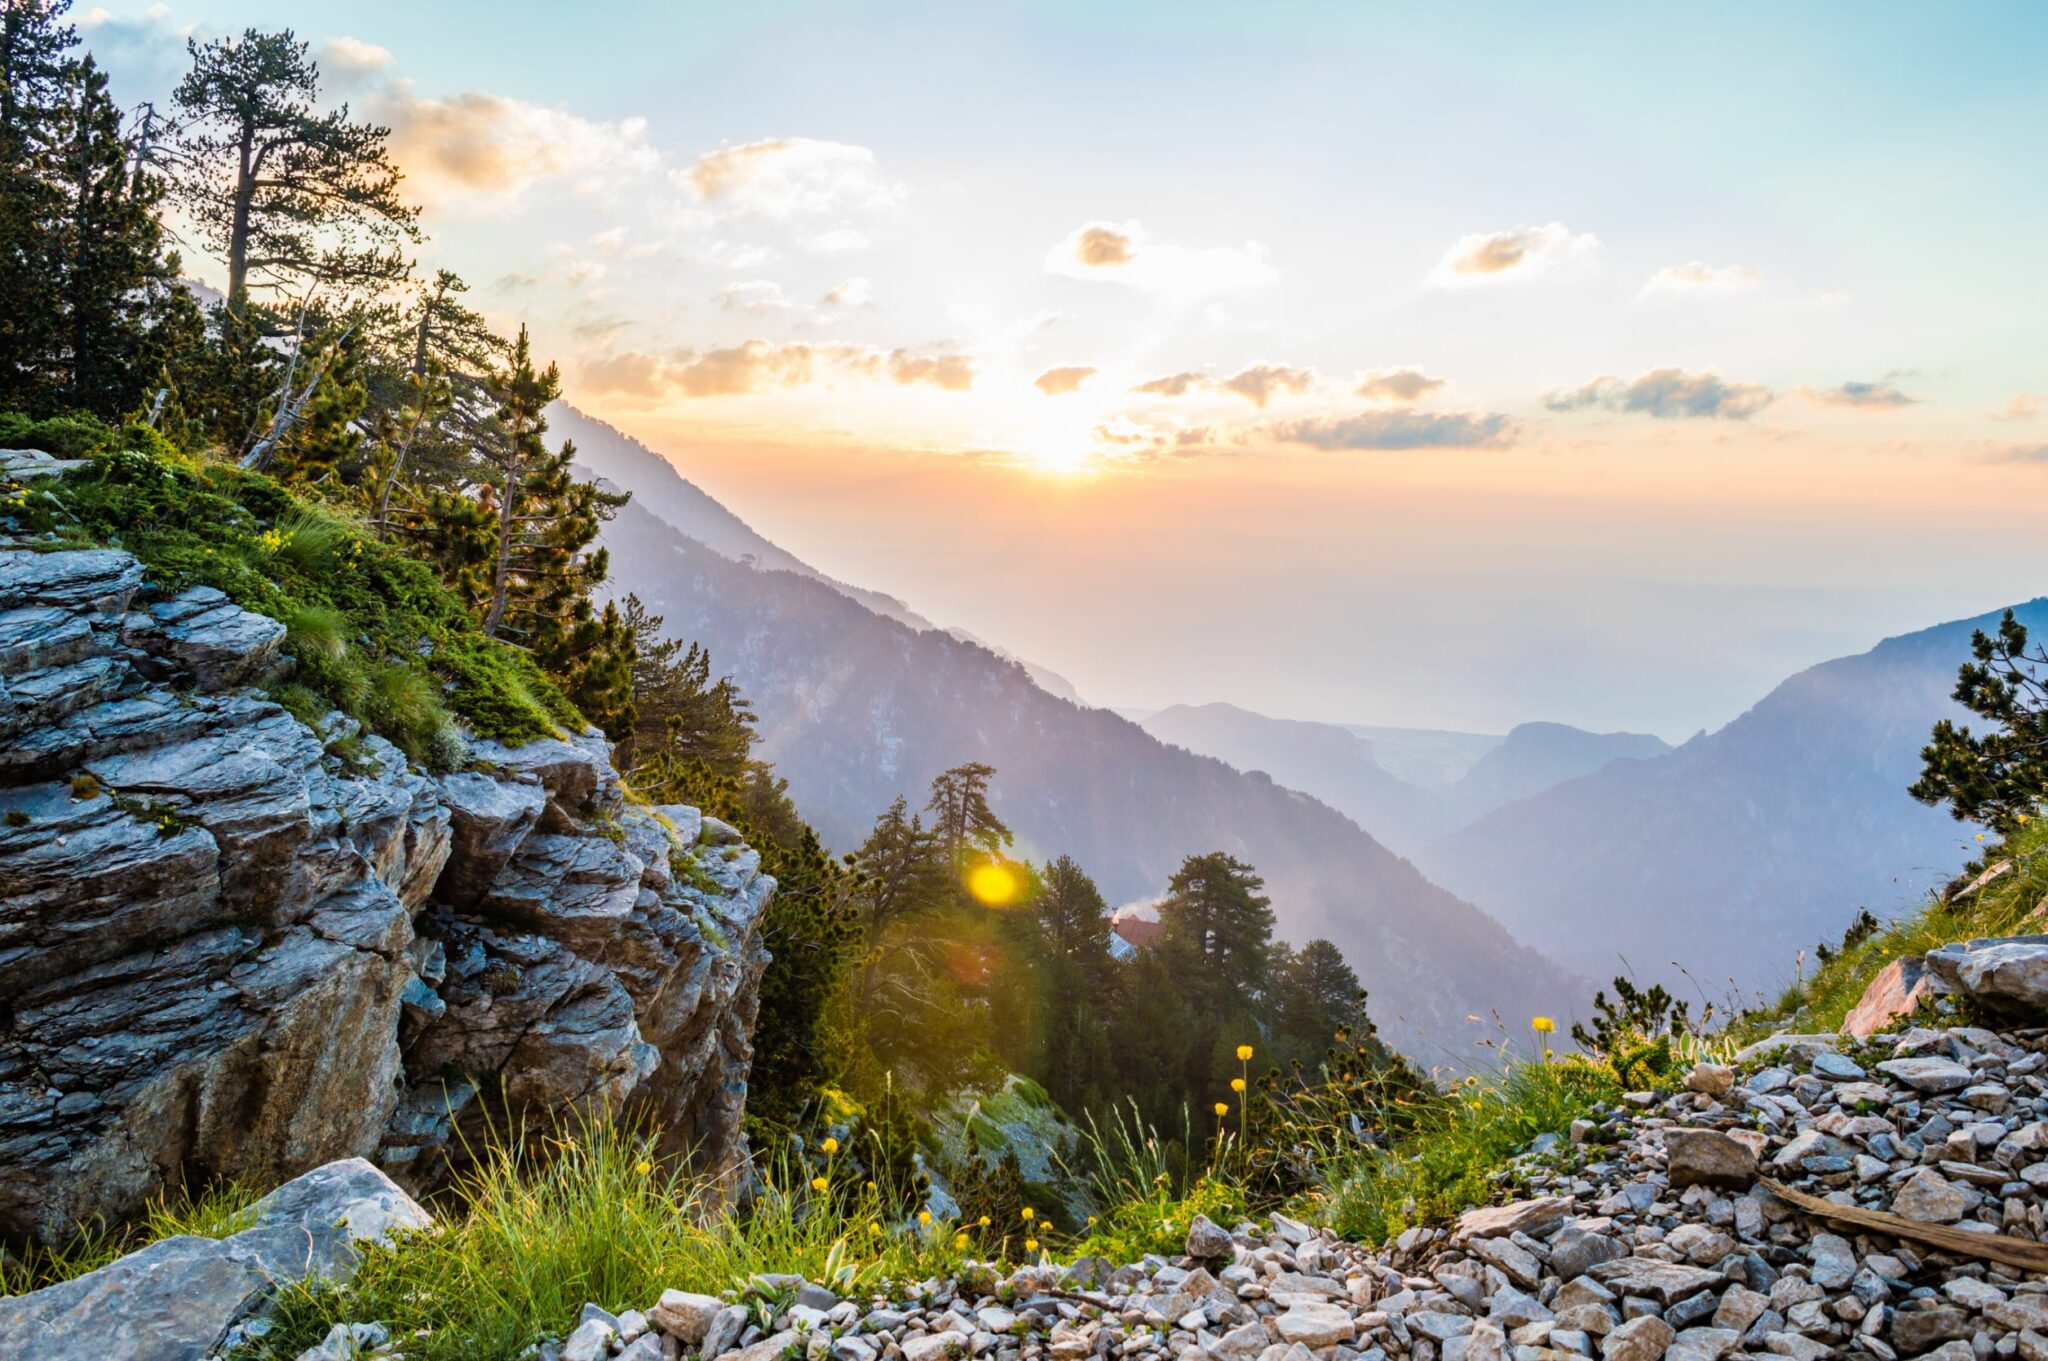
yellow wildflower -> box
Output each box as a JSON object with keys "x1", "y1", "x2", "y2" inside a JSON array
[
  {"x1": 978, "y1": 1215, "x2": 991, "y2": 1227},
  {"x1": 1236, "y1": 1044, "x2": 1253, "y2": 1062},
  {"x1": 1230, "y1": 1077, "x2": 1246, "y2": 1093},
  {"x1": 1025, "y1": 1237, "x2": 1039, "y2": 1253},
  {"x1": 1021, "y1": 1206, "x2": 1035, "y2": 1221},
  {"x1": 1531, "y1": 1016, "x2": 1555, "y2": 1034},
  {"x1": 868, "y1": 1222, "x2": 881, "y2": 1237},
  {"x1": 919, "y1": 1209, "x2": 932, "y2": 1226},
  {"x1": 635, "y1": 1159, "x2": 653, "y2": 1176},
  {"x1": 1214, "y1": 1102, "x2": 1229, "y2": 1117},
  {"x1": 954, "y1": 1233, "x2": 969, "y2": 1249},
  {"x1": 811, "y1": 1176, "x2": 829, "y2": 1193},
  {"x1": 821, "y1": 1136, "x2": 839, "y2": 1154}
]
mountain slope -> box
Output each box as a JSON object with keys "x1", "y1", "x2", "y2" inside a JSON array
[
  {"x1": 1437, "y1": 721, "x2": 1670, "y2": 824},
  {"x1": 1140, "y1": 703, "x2": 1448, "y2": 858},
  {"x1": 1416, "y1": 601, "x2": 2048, "y2": 995},
  {"x1": 593, "y1": 492, "x2": 1580, "y2": 1058},
  {"x1": 549, "y1": 402, "x2": 933, "y2": 630}
]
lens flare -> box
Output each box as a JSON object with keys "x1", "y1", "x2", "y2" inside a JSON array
[{"x1": 966, "y1": 860, "x2": 1020, "y2": 906}]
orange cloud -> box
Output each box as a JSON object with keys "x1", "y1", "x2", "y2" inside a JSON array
[
  {"x1": 1220, "y1": 363, "x2": 1316, "y2": 408},
  {"x1": 1354, "y1": 366, "x2": 1446, "y2": 403},
  {"x1": 579, "y1": 341, "x2": 974, "y2": 399},
  {"x1": 1035, "y1": 366, "x2": 1097, "y2": 396},
  {"x1": 1431, "y1": 223, "x2": 1600, "y2": 285}
]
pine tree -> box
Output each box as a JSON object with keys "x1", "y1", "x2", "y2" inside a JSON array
[
  {"x1": 49, "y1": 56, "x2": 184, "y2": 417},
  {"x1": 1158, "y1": 851, "x2": 1275, "y2": 1010},
  {"x1": 925, "y1": 761, "x2": 1011, "y2": 865},
  {"x1": 0, "y1": 0, "x2": 75, "y2": 409},
  {"x1": 171, "y1": 28, "x2": 417, "y2": 308},
  {"x1": 269, "y1": 325, "x2": 366, "y2": 486},
  {"x1": 1911, "y1": 609, "x2": 2048, "y2": 835}
]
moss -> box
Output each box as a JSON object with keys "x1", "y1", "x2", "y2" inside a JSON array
[
  {"x1": 68, "y1": 773, "x2": 101, "y2": 800},
  {"x1": 10, "y1": 430, "x2": 581, "y2": 764}
]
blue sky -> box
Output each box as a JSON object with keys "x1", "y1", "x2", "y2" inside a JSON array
[{"x1": 81, "y1": 2, "x2": 2048, "y2": 734}]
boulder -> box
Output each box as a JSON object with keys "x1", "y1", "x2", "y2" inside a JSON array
[
  {"x1": 0, "y1": 1158, "x2": 428, "y2": 1360},
  {"x1": 1663, "y1": 1128, "x2": 1758, "y2": 1189},
  {"x1": 1926, "y1": 936, "x2": 2048, "y2": 1016},
  {"x1": 1842, "y1": 955, "x2": 1946, "y2": 1039}
]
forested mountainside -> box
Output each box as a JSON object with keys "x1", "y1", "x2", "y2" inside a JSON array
[
  {"x1": 596, "y1": 494, "x2": 1579, "y2": 1055},
  {"x1": 1418, "y1": 598, "x2": 2048, "y2": 995},
  {"x1": 1140, "y1": 704, "x2": 1669, "y2": 859}
]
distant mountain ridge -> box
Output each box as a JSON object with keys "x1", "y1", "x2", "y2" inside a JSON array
[
  {"x1": 567, "y1": 407, "x2": 1582, "y2": 1057},
  {"x1": 1415, "y1": 600, "x2": 2048, "y2": 995},
  {"x1": 1139, "y1": 704, "x2": 1670, "y2": 858}
]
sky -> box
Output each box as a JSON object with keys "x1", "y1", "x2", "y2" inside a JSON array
[{"x1": 82, "y1": 1, "x2": 2048, "y2": 737}]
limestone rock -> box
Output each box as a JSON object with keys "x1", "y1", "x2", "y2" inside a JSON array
[
  {"x1": 1842, "y1": 954, "x2": 1946, "y2": 1039},
  {"x1": 1926, "y1": 935, "x2": 2048, "y2": 1016},
  {"x1": 0, "y1": 546, "x2": 773, "y2": 1242},
  {"x1": 1663, "y1": 1128, "x2": 1757, "y2": 1189},
  {"x1": 0, "y1": 1158, "x2": 427, "y2": 1359}
]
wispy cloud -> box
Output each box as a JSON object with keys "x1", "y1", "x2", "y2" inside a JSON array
[
  {"x1": 1034, "y1": 365, "x2": 1097, "y2": 396},
  {"x1": 1046, "y1": 220, "x2": 1276, "y2": 297},
  {"x1": 1429, "y1": 223, "x2": 1600, "y2": 286},
  {"x1": 1990, "y1": 393, "x2": 2044, "y2": 422},
  {"x1": 714, "y1": 279, "x2": 791, "y2": 314},
  {"x1": 1797, "y1": 380, "x2": 1920, "y2": 410},
  {"x1": 1354, "y1": 366, "x2": 1446, "y2": 403},
  {"x1": 679, "y1": 138, "x2": 903, "y2": 222},
  {"x1": 1544, "y1": 367, "x2": 1774, "y2": 420},
  {"x1": 1638, "y1": 261, "x2": 1761, "y2": 298},
  {"x1": 1131, "y1": 371, "x2": 1206, "y2": 397},
  {"x1": 822, "y1": 277, "x2": 872, "y2": 308},
  {"x1": 318, "y1": 36, "x2": 392, "y2": 86},
  {"x1": 1220, "y1": 364, "x2": 1316, "y2": 408},
  {"x1": 1268, "y1": 410, "x2": 1517, "y2": 450},
  {"x1": 580, "y1": 340, "x2": 973, "y2": 399}
]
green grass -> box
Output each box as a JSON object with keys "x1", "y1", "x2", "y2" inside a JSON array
[
  {"x1": 1735, "y1": 818, "x2": 2048, "y2": 1039},
  {"x1": 251, "y1": 1119, "x2": 1012, "y2": 1361},
  {"x1": 1318, "y1": 1055, "x2": 1622, "y2": 1244},
  {"x1": 7, "y1": 421, "x2": 580, "y2": 766},
  {"x1": 0, "y1": 1180, "x2": 262, "y2": 1297}
]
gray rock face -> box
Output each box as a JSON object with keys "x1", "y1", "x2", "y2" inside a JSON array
[
  {"x1": 1927, "y1": 935, "x2": 2048, "y2": 1016},
  {"x1": 0, "y1": 548, "x2": 772, "y2": 1245},
  {"x1": 0, "y1": 1158, "x2": 428, "y2": 1359}
]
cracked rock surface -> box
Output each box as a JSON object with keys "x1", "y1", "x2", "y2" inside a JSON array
[{"x1": 0, "y1": 548, "x2": 773, "y2": 1247}]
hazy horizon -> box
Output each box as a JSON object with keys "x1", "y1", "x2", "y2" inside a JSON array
[{"x1": 83, "y1": 0, "x2": 2048, "y2": 736}]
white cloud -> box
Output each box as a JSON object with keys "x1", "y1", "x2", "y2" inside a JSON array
[
  {"x1": 715, "y1": 279, "x2": 791, "y2": 315},
  {"x1": 580, "y1": 341, "x2": 974, "y2": 399},
  {"x1": 806, "y1": 226, "x2": 871, "y2": 254},
  {"x1": 680, "y1": 139, "x2": 903, "y2": 221},
  {"x1": 1428, "y1": 222, "x2": 1600, "y2": 286},
  {"x1": 373, "y1": 82, "x2": 661, "y2": 212},
  {"x1": 1045, "y1": 220, "x2": 1277, "y2": 298},
  {"x1": 1638, "y1": 261, "x2": 1762, "y2": 299},
  {"x1": 319, "y1": 36, "x2": 392, "y2": 86}
]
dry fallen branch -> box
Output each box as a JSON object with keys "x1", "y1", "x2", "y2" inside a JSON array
[{"x1": 1760, "y1": 1177, "x2": 2048, "y2": 1274}]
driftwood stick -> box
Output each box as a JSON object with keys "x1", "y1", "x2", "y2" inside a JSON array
[{"x1": 1760, "y1": 1177, "x2": 2048, "y2": 1274}]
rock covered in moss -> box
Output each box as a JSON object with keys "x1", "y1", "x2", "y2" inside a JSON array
[{"x1": 0, "y1": 547, "x2": 773, "y2": 1245}]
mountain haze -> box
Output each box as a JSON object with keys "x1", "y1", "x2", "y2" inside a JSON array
[
  {"x1": 572, "y1": 413, "x2": 1581, "y2": 1056},
  {"x1": 1417, "y1": 601, "x2": 2048, "y2": 995}
]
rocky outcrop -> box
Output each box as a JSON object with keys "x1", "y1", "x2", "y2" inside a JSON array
[
  {"x1": 0, "y1": 1158, "x2": 429, "y2": 1359},
  {"x1": 0, "y1": 548, "x2": 773, "y2": 1247}
]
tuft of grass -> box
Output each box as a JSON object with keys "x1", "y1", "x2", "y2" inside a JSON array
[
  {"x1": 14, "y1": 431, "x2": 575, "y2": 762},
  {"x1": 1320, "y1": 1054, "x2": 1620, "y2": 1244},
  {"x1": 0, "y1": 1179, "x2": 261, "y2": 1297},
  {"x1": 282, "y1": 603, "x2": 348, "y2": 663},
  {"x1": 253, "y1": 1116, "x2": 1000, "y2": 1361}
]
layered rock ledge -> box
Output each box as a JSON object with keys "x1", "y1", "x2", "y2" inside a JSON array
[{"x1": 0, "y1": 547, "x2": 773, "y2": 1246}]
